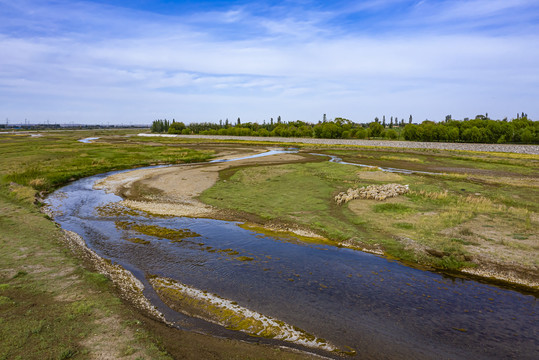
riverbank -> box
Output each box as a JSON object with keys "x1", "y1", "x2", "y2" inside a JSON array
[
  {"x1": 94, "y1": 147, "x2": 308, "y2": 227},
  {"x1": 94, "y1": 149, "x2": 326, "y2": 243},
  {"x1": 97, "y1": 144, "x2": 538, "y2": 292},
  {"x1": 0, "y1": 131, "x2": 316, "y2": 359},
  {"x1": 2, "y1": 131, "x2": 536, "y2": 357}
]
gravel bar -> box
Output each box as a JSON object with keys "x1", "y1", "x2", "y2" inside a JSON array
[{"x1": 139, "y1": 134, "x2": 539, "y2": 155}]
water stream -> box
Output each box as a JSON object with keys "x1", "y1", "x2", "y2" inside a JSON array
[
  {"x1": 310, "y1": 153, "x2": 442, "y2": 175},
  {"x1": 78, "y1": 137, "x2": 100, "y2": 143},
  {"x1": 45, "y1": 150, "x2": 538, "y2": 359}
]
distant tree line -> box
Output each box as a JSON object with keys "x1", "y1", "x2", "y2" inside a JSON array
[
  {"x1": 150, "y1": 113, "x2": 538, "y2": 144},
  {"x1": 150, "y1": 119, "x2": 171, "y2": 133},
  {"x1": 402, "y1": 114, "x2": 537, "y2": 143}
]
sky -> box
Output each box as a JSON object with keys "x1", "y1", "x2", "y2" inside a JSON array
[{"x1": 1, "y1": 0, "x2": 538, "y2": 125}]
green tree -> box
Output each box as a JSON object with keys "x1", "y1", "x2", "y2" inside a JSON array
[
  {"x1": 447, "y1": 127, "x2": 459, "y2": 142},
  {"x1": 385, "y1": 129, "x2": 398, "y2": 139},
  {"x1": 403, "y1": 124, "x2": 418, "y2": 140},
  {"x1": 314, "y1": 121, "x2": 343, "y2": 139},
  {"x1": 168, "y1": 122, "x2": 186, "y2": 134},
  {"x1": 520, "y1": 128, "x2": 534, "y2": 143},
  {"x1": 368, "y1": 121, "x2": 384, "y2": 138},
  {"x1": 355, "y1": 128, "x2": 367, "y2": 139}
]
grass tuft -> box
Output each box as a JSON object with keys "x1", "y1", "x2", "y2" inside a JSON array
[
  {"x1": 373, "y1": 203, "x2": 413, "y2": 214},
  {"x1": 58, "y1": 348, "x2": 77, "y2": 360}
]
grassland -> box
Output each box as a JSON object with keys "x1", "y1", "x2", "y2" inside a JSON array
[
  {"x1": 0, "y1": 130, "x2": 311, "y2": 359},
  {"x1": 200, "y1": 149, "x2": 538, "y2": 288},
  {"x1": 1, "y1": 129, "x2": 537, "y2": 358},
  {"x1": 1, "y1": 130, "x2": 212, "y2": 193}
]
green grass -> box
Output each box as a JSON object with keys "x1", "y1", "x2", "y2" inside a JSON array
[
  {"x1": 373, "y1": 203, "x2": 414, "y2": 214},
  {"x1": 393, "y1": 222, "x2": 415, "y2": 229},
  {"x1": 0, "y1": 131, "x2": 213, "y2": 193},
  {"x1": 0, "y1": 183, "x2": 174, "y2": 360},
  {"x1": 0, "y1": 130, "x2": 314, "y2": 359},
  {"x1": 201, "y1": 149, "x2": 538, "y2": 273},
  {"x1": 202, "y1": 161, "x2": 363, "y2": 241}
]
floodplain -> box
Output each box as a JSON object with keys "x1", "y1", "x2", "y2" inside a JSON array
[{"x1": 1, "y1": 129, "x2": 537, "y2": 359}]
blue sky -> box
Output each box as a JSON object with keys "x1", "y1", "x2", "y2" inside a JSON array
[{"x1": 1, "y1": 0, "x2": 538, "y2": 125}]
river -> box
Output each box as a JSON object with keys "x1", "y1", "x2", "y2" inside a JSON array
[{"x1": 45, "y1": 152, "x2": 538, "y2": 359}]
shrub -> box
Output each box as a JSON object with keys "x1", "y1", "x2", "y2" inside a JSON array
[
  {"x1": 168, "y1": 122, "x2": 186, "y2": 134},
  {"x1": 385, "y1": 129, "x2": 398, "y2": 140}
]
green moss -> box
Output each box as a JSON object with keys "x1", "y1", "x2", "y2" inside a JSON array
[
  {"x1": 235, "y1": 256, "x2": 254, "y2": 262},
  {"x1": 115, "y1": 221, "x2": 200, "y2": 241},
  {"x1": 431, "y1": 255, "x2": 471, "y2": 270},
  {"x1": 217, "y1": 248, "x2": 239, "y2": 256},
  {"x1": 12, "y1": 271, "x2": 28, "y2": 279},
  {"x1": 126, "y1": 237, "x2": 150, "y2": 245},
  {"x1": 0, "y1": 284, "x2": 10, "y2": 291},
  {"x1": 96, "y1": 203, "x2": 144, "y2": 217},
  {"x1": 239, "y1": 223, "x2": 334, "y2": 246}
]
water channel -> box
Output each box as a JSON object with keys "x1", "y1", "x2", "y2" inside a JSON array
[{"x1": 45, "y1": 151, "x2": 538, "y2": 359}]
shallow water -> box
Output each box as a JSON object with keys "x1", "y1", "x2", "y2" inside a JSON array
[
  {"x1": 78, "y1": 137, "x2": 100, "y2": 143},
  {"x1": 210, "y1": 149, "x2": 298, "y2": 163},
  {"x1": 46, "y1": 152, "x2": 538, "y2": 359},
  {"x1": 311, "y1": 153, "x2": 441, "y2": 175}
]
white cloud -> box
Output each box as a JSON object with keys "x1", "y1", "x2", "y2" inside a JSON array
[{"x1": 0, "y1": 0, "x2": 538, "y2": 124}]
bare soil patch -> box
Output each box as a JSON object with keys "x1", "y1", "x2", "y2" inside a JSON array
[{"x1": 96, "y1": 150, "x2": 305, "y2": 220}]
